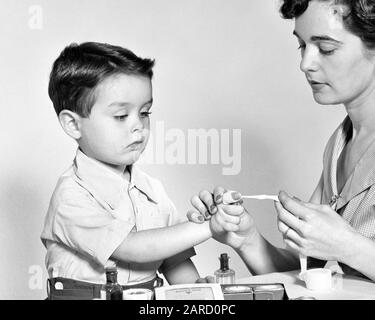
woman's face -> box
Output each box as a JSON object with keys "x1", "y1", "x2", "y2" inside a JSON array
[{"x1": 294, "y1": 1, "x2": 375, "y2": 106}]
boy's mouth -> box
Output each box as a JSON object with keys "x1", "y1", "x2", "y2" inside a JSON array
[{"x1": 126, "y1": 139, "x2": 144, "y2": 149}]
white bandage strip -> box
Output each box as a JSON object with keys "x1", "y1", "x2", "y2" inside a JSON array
[
  {"x1": 222, "y1": 191, "x2": 279, "y2": 204},
  {"x1": 241, "y1": 195, "x2": 279, "y2": 202},
  {"x1": 299, "y1": 254, "x2": 307, "y2": 279}
]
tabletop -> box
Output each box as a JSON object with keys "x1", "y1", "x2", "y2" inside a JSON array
[{"x1": 237, "y1": 270, "x2": 375, "y2": 300}]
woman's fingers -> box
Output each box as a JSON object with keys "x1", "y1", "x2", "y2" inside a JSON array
[
  {"x1": 283, "y1": 227, "x2": 303, "y2": 246},
  {"x1": 284, "y1": 238, "x2": 301, "y2": 252},
  {"x1": 278, "y1": 191, "x2": 318, "y2": 221},
  {"x1": 277, "y1": 219, "x2": 290, "y2": 234},
  {"x1": 217, "y1": 206, "x2": 242, "y2": 224},
  {"x1": 213, "y1": 186, "x2": 226, "y2": 204},
  {"x1": 213, "y1": 213, "x2": 240, "y2": 232},
  {"x1": 276, "y1": 203, "x2": 304, "y2": 246},
  {"x1": 275, "y1": 200, "x2": 303, "y2": 233},
  {"x1": 220, "y1": 204, "x2": 245, "y2": 217}
]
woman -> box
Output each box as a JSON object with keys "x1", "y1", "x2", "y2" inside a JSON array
[{"x1": 189, "y1": 0, "x2": 375, "y2": 280}]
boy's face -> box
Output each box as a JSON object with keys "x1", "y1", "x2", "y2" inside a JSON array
[{"x1": 78, "y1": 73, "x2": 152, "y2": 172}]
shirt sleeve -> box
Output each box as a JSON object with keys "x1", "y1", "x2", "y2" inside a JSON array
[
  {"x1": 155, "y1": 181, "x2": 196, "y2": 273},
  {"x1": 50, "y1": 186, "x2": 134, "y2": 267}
]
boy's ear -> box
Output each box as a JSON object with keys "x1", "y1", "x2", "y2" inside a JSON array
[{"x1": 58, "y1": 110, "x2": 82, "y2": 140}]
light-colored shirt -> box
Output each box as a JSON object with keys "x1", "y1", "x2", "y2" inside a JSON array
[
  {"x1": 319, "y1": 116, "x2": 375, "y2": 278},
  {"x1": 41, "y1": 148, "x2": 195, "y2": 285}
]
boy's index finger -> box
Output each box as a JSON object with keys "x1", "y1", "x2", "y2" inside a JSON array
[
  {"x1": 278, "y1": 191, "x2": 310, "y2": 220},
  {"x1": 199, "y1": 190, "x2": 214, "y2": 206}
]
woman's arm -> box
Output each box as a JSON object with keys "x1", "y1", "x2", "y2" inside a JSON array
[
  {"x1": 188, "y1": 187, "x2": 301, "y2": 275},
  {"x1": 111, "y1": 221, "x2": 211, "y2": 263},
  {"x1": 187, "y1": 176, "x2": 326, "y2": 275},
  {"x1": 237, "y1": 174, "x2": 326, "y2": 274},
  {"x1": 234, "y1": 229, "x2": 300, "y2": 275},
  {"x1": 345, "y1": 233, "x2": 375, "y2": 281}
]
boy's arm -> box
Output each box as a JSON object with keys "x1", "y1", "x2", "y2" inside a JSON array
[
  {"x1": 111, "y1": 221, "x2": 211, "y2": 264},
  {"x1": 162, "y1": 258, "x2": 200, "y2": 285}
]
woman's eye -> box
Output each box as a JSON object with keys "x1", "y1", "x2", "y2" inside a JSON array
[
  {"x1": 318, "y1": 42, "x2": 337, "y2": 55},
  {"x1": 319, "y1": 47, "x2": 335, "y2": 55}
]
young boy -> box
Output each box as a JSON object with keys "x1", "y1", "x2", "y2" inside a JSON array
[{"x1": 41, "y1": 42, "x2": 215, "y2": 299}]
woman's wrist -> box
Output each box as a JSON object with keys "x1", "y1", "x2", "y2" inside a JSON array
[
  {"x1": 340, "y1": 229, "x2": 369, "y2": 270},
  {"x1": 235, "y1": 228, "x2": 263, "y2": 255}
]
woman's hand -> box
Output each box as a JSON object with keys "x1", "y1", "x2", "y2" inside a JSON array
[
  {"x1": 187, "y1": 186, "x2": 258, "y2": 249},
  {"x1": 275, "y1": 191, "x2": 357, "y2": 262}
]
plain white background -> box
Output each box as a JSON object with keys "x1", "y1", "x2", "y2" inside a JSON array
[{"x1": 0, "y1": 0, "x2": 346, "y2": 299}]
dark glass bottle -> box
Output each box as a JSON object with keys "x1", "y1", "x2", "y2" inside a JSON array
[
  {"x1": 104, "y1": 267, "x2": 123, "y2": 300},
  {"x1": 214, "y1": 253, "x2": 235, "y2": 284}
]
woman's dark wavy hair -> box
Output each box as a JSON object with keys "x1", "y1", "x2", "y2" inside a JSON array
[
  {"x1": 48, "y1": 42, "x2": 155, "y2": 117},
  {"x1": 280, "y1": 0, "x2": 375, "y2": 49}
]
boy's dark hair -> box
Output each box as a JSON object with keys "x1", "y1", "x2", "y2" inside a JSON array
[{"x1": 48, "y1": 42, "x2": 155, "y2": 117}]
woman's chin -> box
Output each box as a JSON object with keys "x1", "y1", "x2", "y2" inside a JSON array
[{"x1": 312, "y1": 93, "x2": 340, "y2": 106}]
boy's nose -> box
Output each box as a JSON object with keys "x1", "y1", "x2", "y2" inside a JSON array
[
  {"x1": 131, "y1": 116, "x2": 144, "y2": 133},
  {"x1": 131, "y1": 123, "x2": 143, "y2": 133}
]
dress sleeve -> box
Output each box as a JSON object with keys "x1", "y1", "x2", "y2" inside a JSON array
[{"x1": 51, "y1": 187, "x2": 134, "y2": 267}]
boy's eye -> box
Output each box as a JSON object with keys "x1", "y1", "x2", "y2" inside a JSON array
[
  {"x1": 141, "y1": 111, "x2": 152, "y2": 117},
  {"x1": 297, "y1": 43, "x2": 306, "y2": 51},
  {"x1": 114, "y1": 115, "x2": 127, "y2": 121}
]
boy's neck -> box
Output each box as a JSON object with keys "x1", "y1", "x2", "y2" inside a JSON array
[
  {"x1": 78, "y1": 148, "x2": 131, "y2": 182},
  {"x1": 98, "y1": 161, "x2": 131, "y2": 183},
  {"x1": 123, "y1": 167, "x2": 131, "y2": 182},
  {"x1": 104, "y1": 163, "x2": 131, "y2": 182}
]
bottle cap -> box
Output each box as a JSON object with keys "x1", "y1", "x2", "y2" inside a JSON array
[
  {"x1": 105, "y1": 266, "x2": 117, "y2": 273},
  {"x1": 219, "y1": 253, "x2": 229, "y2": 271},
  {"x1": 220, "y1": 253, "x2": 228, "y2": 259}
]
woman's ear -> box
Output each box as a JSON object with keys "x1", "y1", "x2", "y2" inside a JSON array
[{"x1": 58, "y1": 110, "x2": 82, "y2": 140}]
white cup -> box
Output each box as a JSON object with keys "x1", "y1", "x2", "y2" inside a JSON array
[
  {"x1": 122, "y1": 288, "x2": 153, "y2": 300},
  {"x1": 300, "y1": 268, "x2": 332, "y2": 291}
]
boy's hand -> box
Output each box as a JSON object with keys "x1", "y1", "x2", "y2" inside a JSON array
[
  {"x1": 195, "y1": 275, "x2": 215, "y2": 283},
  {"x1": 187, "y1": 186, "x2": 256, "y2": 249},
  {"x1": 187, "y1": 187, "x2": 224, "y2": 223},
  {"x1": 187, "y1": 186, "x2": 241, "y2": 222}
]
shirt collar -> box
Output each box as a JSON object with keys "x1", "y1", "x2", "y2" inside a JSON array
[
  {"x1": 335, "y1": 117, "x2": 375, "y2": 209},
  {"x1": 73, "y1": 149, "x2": 158, "y2": 209}
]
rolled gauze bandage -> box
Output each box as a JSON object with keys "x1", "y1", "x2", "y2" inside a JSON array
[
  {"x1": 300, "y1": 268, "x2": 332, "y2": 291},
  {"x1": 122, "y1": 288, "x2": 153, "y2": 300}
]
